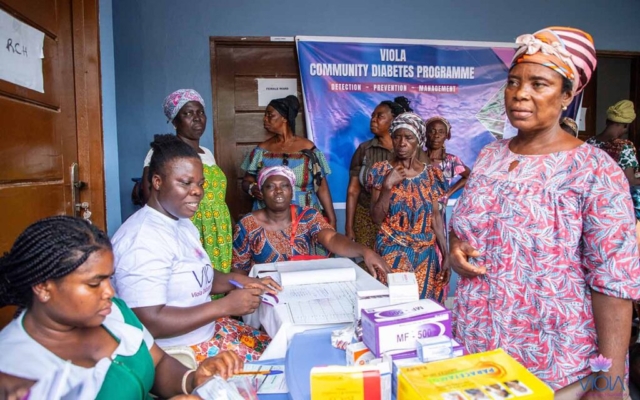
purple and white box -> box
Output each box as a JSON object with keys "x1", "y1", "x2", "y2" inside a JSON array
[{"x1": 361, "y1": 299, "x2": 451, "y2": 357}]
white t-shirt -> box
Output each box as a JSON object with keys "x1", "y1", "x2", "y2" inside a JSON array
[
  {"x1": 0, "y1": 299, "x2": 154, "y2": 400},
  {"x1": 111, "y1": 206, "x2": 216, "y2": 347},
  {"x1": 143, "y1": 146, "x2": 215, "y2": 167}
]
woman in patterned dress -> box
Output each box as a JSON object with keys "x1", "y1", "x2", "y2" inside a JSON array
[
  {"x1": 241, "y1": 95, "x2": 337, "y2": 229},
  {"x1": 141, "y1": 89, "x2": 233, "y2": 278},
  {"x1": 449, "y1": 27, "x2": 640, "y2": 396},
  {"x1": 233, "y1": 166, "x2": 389, "y2": 277},
  {"x1": 345, "y1": 97, "x2": 410, "y2": 248},
  {"x1": 424, "y1": 116, "x2": 471, "y2": 206},
  {"x1": 368, "y1": 112, "x2": 449, "y2": 301}
]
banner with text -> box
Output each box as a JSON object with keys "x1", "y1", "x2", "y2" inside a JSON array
[{"x1": 296, "y1": 36, "x2": 518, "y2": 204}]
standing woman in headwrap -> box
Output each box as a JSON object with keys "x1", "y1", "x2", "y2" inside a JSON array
[
  {"x1": 424, "y1": 116, "x2": 471, "y2": 211},
  {"x1": 368, "y1": 112, "x2": 449, "y2": 301},
  {"x1": 345, "y1": 97, "x2": 411, "y2": 248},
  {"x1": 449, "y1": 27, "x2": 640, "y2": 396},
  {"x1": 586, "y1": 100, "x2": 639, "y2": 187},
  {"x1": 241, "y1": 95, "x2": 337, "y2": 230},
  {"x1": 141, "y1": 89, "x2": 233, "y2": 278}
]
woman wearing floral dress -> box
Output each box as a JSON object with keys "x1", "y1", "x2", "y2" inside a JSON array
[
  {"x1": 449, "y1": 27, "x2": 640, "y2": 395},
  {"x1": 369, "y1": 112, "x2": 449, "y2": 301}
]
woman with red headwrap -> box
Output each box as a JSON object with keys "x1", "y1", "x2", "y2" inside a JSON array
[{"x1": 449, "y1": 27, "x2": 640, "y2": 397}]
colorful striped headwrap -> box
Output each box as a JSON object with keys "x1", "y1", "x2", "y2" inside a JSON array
[
  {"x1": 163, "y1": 89, "x2": 205, "y2": 122},
  {"x1": 511, "y1": 27, "x2": 596, "y2": 94},
  {"x1": 390, "y1": 112, "x2": 427, "y2": 147},
  {"x1": 257, "y1": 166, "x2": 297, "y2": 190}
]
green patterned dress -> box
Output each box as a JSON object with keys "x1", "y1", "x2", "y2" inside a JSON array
[{"x1": 190, "y1": 149, "x2": 233, "y2": 274}]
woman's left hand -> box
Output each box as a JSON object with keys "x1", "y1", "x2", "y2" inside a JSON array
[
  {"x1": 436, "y1": 256, "x2": 451, "y2": 285},
  {"x1": 236, "y1": 275, "x2": 282, "y2": 295},
  {"x1": 193, "y1": 351, "x2": 244, "y2": 384},
  {"x1": 362, "y1": 249, "x2": 391, "y2": 279}
]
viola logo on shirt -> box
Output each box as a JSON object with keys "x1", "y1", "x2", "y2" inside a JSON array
[
  {"x1": 192, "y1": 264, "x2": 214, "y2": 289},
  {"x1": 577, "y1": 354, "x2": 626, "y2": 395}
]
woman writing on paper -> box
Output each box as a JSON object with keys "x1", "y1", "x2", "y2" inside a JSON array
[
  {"x1": 369, "y1": 112, "x2": 450, "y2": 302},
  {"x1": 0, "y1": 216, "x2": 243, "y2": 399},
  {"x1": 112, "y1": 135, "x2": 280, "y2": 364},
  {"x1": 232, "y1": 166, "x2": 390, "y2": 277}
]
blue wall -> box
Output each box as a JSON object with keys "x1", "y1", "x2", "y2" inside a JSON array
[
  {"x1": 111, "y1": 0, "x2": 640, "y2": 224},
  {"x1": 100, "y1": 0, "x2": 121, "y2": 235}
]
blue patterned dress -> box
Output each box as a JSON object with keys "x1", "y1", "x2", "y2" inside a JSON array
[{"x1": 241, "y1": 147, "x2": 331, "y2": 211}]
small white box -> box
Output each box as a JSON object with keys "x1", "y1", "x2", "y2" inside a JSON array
[
  {"x1": 346, "y1": 342, "x2": 376, "y2": 366},
  {"x1": 387, "y1": 273, "x2": 419, "y2": 305},
  {"x1": 416, "y1": 336, "x2": 453, "y2": 363}
]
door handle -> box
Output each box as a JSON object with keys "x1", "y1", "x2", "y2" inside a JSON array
[{"x1": 70, "y1": 163, "x2": 91, "y2": 222}]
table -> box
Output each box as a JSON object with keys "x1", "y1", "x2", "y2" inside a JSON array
[
  {"x1": 244, "y1": 258, "x2": 388, "y2": 360},
  {"x1": 284, "y1": 326, "x2": 346, "y2": 400},
  {"x1": 252, "y1": 327, "x2": 343, "y2": 400}
]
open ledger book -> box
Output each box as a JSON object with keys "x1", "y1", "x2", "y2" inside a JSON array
[{"x1": 274, "y1": 259, "x2": 364, "y2": 325}]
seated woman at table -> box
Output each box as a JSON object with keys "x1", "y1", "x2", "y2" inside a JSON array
[
  {"x1": 232, "y1": 166, "x2": 390, "y2": 277},
  {"x1": 0, "y1": 216, "x2": 243, "y2": 399},
  {"x1": 112, "y1": 134, "x2": 281, "y2": 364}
]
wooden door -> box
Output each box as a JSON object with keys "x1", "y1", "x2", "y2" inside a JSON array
[
  {"x1": 210, "y1": 38, "x2": 305, "y2": 221},
  {"x1": 0, "y1": 0, "x2": 105, "y2": 327}
]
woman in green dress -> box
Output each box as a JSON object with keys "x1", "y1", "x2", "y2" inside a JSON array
[
  {"x1": 0, "y1": 216, "x2": 243, "y2": 399},
  {"x1": 142, "y1": 89, "x2": 233, "y2": 275}
]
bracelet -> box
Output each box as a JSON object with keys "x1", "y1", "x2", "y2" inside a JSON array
[
  {"x1": 248, "y1": 182, "x2": 257, "y2": 198},
  {"x1": 181, "y1": 368, "x2": 196, "y2": 394}
]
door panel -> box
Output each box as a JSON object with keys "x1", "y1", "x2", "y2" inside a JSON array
[
  {"x1": 0, "y1": 0, "x2": 90, "y2": 328},
  {"x1": 211, "y1": 39, "x2": 305, "y2": 220}
]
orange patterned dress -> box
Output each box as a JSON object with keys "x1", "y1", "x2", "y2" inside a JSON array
[{"x1": 368, "y1": 161, "x2": 446, "y2": 301}]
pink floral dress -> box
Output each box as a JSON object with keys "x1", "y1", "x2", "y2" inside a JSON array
[{"x1": 450, "y1": 140, "x2": 640, "y2": 390}]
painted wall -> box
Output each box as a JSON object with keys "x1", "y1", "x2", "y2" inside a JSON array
[
  {"x1": 100, "y1": 0, "x2": 121, "y2": 235},
  {"x1": 595, "y1": 58, "x2": 632, "y2": 133},
  {"x1": 112, "y1": 0, "x2": 640, "y2": 223}
]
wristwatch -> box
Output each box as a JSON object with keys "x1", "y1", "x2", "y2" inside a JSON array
[{"x1": 248, "y1": 182, "x2": 257, "y2": 197}]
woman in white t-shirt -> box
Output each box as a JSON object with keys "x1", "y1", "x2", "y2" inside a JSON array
[
  {"x1": 0, "y1": 216, "x2": 243, "y2": 399},
  {"x1": 114, "y1": 134, "x2": 280, "y2": 363},
  {"x1": 141, "y1": 89, "x2": 233, "y2": 284}
]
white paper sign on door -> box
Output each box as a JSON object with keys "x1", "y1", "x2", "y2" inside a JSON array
[
  {"x1": 257, "y1": 78, "x2": 298, "y2": 106},
  {"x1": 0, "y1": 9, "x2": 45, "y2": 93}
]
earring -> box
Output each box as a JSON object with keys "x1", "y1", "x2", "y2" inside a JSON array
[
  {"x1": 562, "y1": 105, "x2": 568, "y2": 111},
  {"x1": 42, "y1": 294, "x2": 50, "y2": 302}
]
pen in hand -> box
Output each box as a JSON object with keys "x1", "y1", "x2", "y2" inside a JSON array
[{"x1": 228, "y1": 280, "x2": 279, "y2": 305}]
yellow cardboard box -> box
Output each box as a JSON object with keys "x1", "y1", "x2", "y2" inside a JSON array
[{"x1": 397, "y1": 348, "x2": 553, "y2": 400}]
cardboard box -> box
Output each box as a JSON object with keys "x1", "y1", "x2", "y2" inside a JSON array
[
  {"x1": 361, "y1": 299, "x2": 451, "y2": 357},
  {"x1": 384, "y1": 339, "x2": 465, "y2": 399},
  {"x1": 397, "y1": 349, "x2": 554, "y2": 400},
  {"x1": 387, "y1": 273, "x2": 419, "y2": 305}
]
